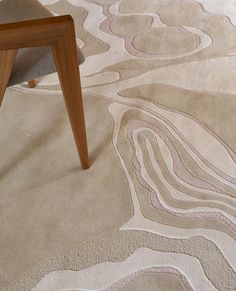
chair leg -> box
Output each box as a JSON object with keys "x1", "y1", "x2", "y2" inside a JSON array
[
  {"x1": 0, "y1": 50, "x2": 17, "y2": 106},
  {"x1": 51, "y1": 25, "x2": 90, "y2": 169},
  {"x1": 27, "y1": 79, "x2": 38, "y2": 88}
]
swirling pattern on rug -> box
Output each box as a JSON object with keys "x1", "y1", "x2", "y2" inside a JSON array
[{"x1": 1, "y1": 0, "x2": 236, "y2": 290}]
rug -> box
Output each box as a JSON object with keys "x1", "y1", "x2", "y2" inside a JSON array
[{"x1": 0, "y1": 0, "x2": 236, "y2": 290}]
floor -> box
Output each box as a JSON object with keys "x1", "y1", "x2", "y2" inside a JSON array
[{"x1": 0, "y1": 0, "x2": 236, "y2": 290}]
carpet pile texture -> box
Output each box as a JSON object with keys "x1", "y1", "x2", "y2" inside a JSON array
[{"x1": 0, "y1": 0, "x2": 236, "y2": 290}]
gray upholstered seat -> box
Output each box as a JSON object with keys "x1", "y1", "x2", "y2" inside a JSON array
[{"x1": 0, "y1": 0, "x2": 84, "y2": 87}]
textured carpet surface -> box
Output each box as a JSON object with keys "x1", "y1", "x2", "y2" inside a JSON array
[{"x1": 0, "y1": 0, "x2": 236, "y2": 290}]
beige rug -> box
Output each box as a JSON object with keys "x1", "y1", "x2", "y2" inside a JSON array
[{"x1": 0, "y1": 0, "x2": 236, "y2": 290}]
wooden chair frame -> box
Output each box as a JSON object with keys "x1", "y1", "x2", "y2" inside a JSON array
[{"x1": 0, "y1": 15, "x2": 90, "y2": 169}]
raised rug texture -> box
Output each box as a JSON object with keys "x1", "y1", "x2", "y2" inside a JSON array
[{"x1": 0, "y1": 0, "x2": 236, "y2": 290}]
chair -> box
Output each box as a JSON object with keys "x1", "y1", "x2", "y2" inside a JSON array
[{"x1": 0, "y1": 0, "x2": 90, "y2": 169}]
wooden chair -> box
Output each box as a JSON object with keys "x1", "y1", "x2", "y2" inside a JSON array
[{"x1": 0, "y1": 0, "x2": 90, "y2": 169}]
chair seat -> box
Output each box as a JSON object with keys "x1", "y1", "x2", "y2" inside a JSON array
[{"x1": 0, "y1": 0, "x2": 84, "y2": 87}]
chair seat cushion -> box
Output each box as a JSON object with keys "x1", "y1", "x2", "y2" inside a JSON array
[{"x1": 0, "y1": 0, "x2": 84, "y2": 87}]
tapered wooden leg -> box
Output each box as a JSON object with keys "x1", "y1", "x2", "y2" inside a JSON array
[
  {"x1": 51, "y1": 23, "x2": 90, "y2": 169},
  {"x1": 0, "y1": 50, "x2": 17, "y2": 106},
  {"x1": 27, "y1": 79, "x2": 38, "y2": 88}
]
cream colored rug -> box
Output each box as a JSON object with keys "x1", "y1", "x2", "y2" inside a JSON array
[{"x1": 1, "y1": 0, "x2": 236, "y2": 290}]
